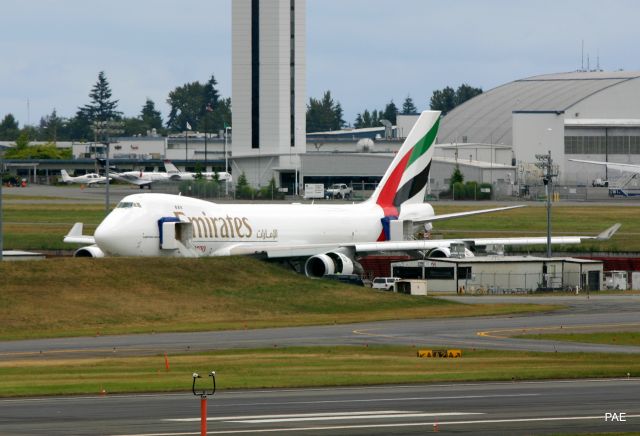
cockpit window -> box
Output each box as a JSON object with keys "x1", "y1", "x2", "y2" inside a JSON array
[{"x1": 116, "y1": 201, "x2": 142, "y2": 208}]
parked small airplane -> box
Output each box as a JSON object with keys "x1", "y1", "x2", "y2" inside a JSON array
[
  {"x1": 109, "y1": 169, "x2": 172, "y2": 189},
  {"x1": 163, "y1": 160, "x2": 232, "y2": 183},
  {"x1": 60, "y1": 170, "x2": 110, "y2": 186},
  {"x1": 65, "y1": 111, "x2": 620, "y2": 276}
]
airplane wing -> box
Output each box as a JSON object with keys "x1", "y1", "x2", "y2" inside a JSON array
[
  {"x1": 569, "y1": 159, "x2": 640, "y2": 175},
  {"x1": 110, "y1": 173, "x2": 152, "y2": 186},
  {"x1": 63, "y1": 223, "x2": 96, "y2": 244},
  {"x1": 416, "y1": 205, "x2": 525, "y2": 224},
  {"x1": 229, "y1": 224, "x2": 621, "y2": 259}
]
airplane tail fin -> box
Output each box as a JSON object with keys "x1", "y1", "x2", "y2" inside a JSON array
[
  {"x1": 164, "y1": 160, "x2": 180, "y2": 174},
  {"x1": 61, "y1": 169, "x2": 71, "y2": 182},
  {"x1": 368, "y1": 110, "x2": 440, "y2": 214}
]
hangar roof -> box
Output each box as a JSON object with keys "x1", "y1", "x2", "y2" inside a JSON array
[{"x1": 437, "y1": 71, "x2": 640, "y2": 146}]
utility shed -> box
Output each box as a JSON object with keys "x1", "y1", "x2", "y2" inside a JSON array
[{"x1": 391, "y1": 256, "x2": 603, "y2": 294}]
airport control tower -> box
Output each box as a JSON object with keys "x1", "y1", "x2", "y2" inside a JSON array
[{"x1": 232, "y1": 0, "x2": 306, "y2": 192}]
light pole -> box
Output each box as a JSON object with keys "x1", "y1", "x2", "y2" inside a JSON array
[
  {"x1": 92, "y1": 120, "x2": 124, "y2": 215},
  {"x1": 205, "y1": 104, "x2": 213, "y2": 169},
  {"x1": 536, "y1": 150, "x2": 556, "y2": 258},
  {"x1": 0, "y1": 156, "x2": 4, "y2": 261},
  {"x1": 224, "y1": 125, "x2": 230, "y2": 197}
]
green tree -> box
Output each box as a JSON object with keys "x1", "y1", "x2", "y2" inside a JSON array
[
  {"x1": 306, "y1": 91, "x2": 345, "y2": 132},
  {"x1": 66, "y1": 111, "x2": 93, "y2": 142},
  {"x1": 5, "y1": 132, "x2": 71, "y2": 159},
  {"x1": 0, "y1": 114, "x2": 20, "y2": 140},
  {"x1": 235, "y1": 171, "x2": 254, "y2": 199},
  {"x1": 455, "y1": 83, "x2": 483, "y2": 106},
  {"x1": 79, "y1": 71, "x2": 122, "y2": 124},
  {"x1": 430, "y1": 86, "x2": 456, "y2": 115},
  {"x1": 382, "y1": 100, "x2": 398, "y2": 124},
  {"x1": 39, "y1": 109, "x2": 64, "y2": 142},
  {"x1": 430, "y1": 84, "x2": 482, "y2": 115},
  {"x1": 166, "y1": 75, "x2": 224, "y2": 132},
  {"x1": 122, "y1": 116, "x2": 147, "y2": 136},
  {"x1": 140, "y1": 99, "x2": 163, "y2": 131},
  {"x1": 449, "y1": 164, "x2": 464, "y2": 191},
  {"x1": 401, "y1": 95, "x2": 417, "y2": 114}
]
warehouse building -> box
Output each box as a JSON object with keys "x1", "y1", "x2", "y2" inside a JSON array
[
  {"x1": 391, "y1": 256, "x2": 603, "y2": 294},
  {"x1": 437, "y1": 71, "x2": 640, "y2": 185}
]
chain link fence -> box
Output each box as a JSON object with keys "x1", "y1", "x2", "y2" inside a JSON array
[{"x1": 457, "y1": 271, "x2": 599, "y2": 294}]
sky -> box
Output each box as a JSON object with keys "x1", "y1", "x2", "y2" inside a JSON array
[{"x1": 2, "y1": 0, "x2": 640, "y2": 127}]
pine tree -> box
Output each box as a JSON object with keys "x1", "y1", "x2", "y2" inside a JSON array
[
  {"x1": 0, "y1": 114, "x2": 20, "y2": 140},
  {"x1": 382, "y1": 100, "x2": 398, "y2": 124},
  {"x1": 140, "y1": 99, "x2": 163, "y2": 131},
  {"x1": 79, "y1": 71, "x2": 122, "y2": 123},
  {"x1": 401, "y1": 95, "x2": 417, "y2": 114},
  {"x1": 306, "y1": 91, "x2": 344, "y2": 132},
  {"x1": 39, "y1": 109, "x2": 64, "y2": 142}
]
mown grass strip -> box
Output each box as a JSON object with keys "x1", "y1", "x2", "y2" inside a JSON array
[
  {"x1": 0, "y1": 257, "x2": 557, "y2": 340},
  {"x1": 514, "y1": 332, "x2": 640, "y2": 346},
  {"x1": 0, "y1": 346, "x2": 638, "y2": 397}
]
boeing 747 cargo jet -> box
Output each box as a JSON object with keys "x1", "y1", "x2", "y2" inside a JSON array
[{"x1": 65, "y1": 111, "x2": 620, "y2": 276}]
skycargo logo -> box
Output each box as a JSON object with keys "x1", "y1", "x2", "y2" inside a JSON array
[{"x1": 174, "y1": 212, "x2": 253, "y2": 239}]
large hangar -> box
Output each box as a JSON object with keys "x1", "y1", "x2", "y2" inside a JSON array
[{"x1": 437, "y1": 71, "x2": 640, "y2": 184}]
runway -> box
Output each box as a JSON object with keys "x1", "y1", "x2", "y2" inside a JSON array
[
  {"x1": 2, "y1": 295, "x2": 640, "y2": 361},
  {"x1": 2, "y1": 296, "x2": 640, "y2": 434},
  {"x1": 1, "y1": 379, "x2": 638, "y2": 435}
]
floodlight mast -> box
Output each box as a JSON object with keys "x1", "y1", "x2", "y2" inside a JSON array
[
  {"x1": 0, "y1": 157, "x2": 3, "y2": 261},
  {"x1": 92, "y1": 120, "x2": 124, "y2": 214},
  {"x1": 535, "y1": 151, "x2": 557, "y2": 258}
]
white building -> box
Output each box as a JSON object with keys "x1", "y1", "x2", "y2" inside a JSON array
[
  {"x1": 231, "y1": 0, "x2": 306, "y2": 192},
  {"x1": 391, "y1": 257, "x2": 603, "y2": 294},
  {"x1": 437, "y1": 71, "x2": 640, "y2": 184}
]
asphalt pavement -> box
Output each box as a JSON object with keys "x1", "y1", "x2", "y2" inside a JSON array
[{"x1": 1, "y1": 379, "x2": 638, "y2": 435}]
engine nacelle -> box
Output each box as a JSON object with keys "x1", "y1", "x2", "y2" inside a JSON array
[
  {"x1": 74, "y1": 245, "x2": 105, "y2": 258},
  {"x1": 427, "y1": 247, "x2": 475, "y2": 258},
  {"x1": 304, "y1": 252, "x2": 355, "y2": 277}
]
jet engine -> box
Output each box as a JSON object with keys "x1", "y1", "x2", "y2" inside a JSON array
[
  {"x1": 427, "y1": 246, "x2": 475, "y2": 258},
  {"x1": 304, "y1": 251, "x2": 356, "y2": 277},
  {"x1": 73, "y1": 245, "x2": 105, "y2": 258}
]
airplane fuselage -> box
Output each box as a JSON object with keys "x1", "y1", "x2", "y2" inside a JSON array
[{"x1": 93, "y1": 193, "x2": 416, "y2": 257}]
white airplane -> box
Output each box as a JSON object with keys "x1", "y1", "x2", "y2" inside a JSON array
[
  {"x1": 109, "y1": 169, "x2": 172, "y2": 189},
  {"x1": 569, "y1": 159, "x2": 640, "y2": 175},
  {"x1": 65, "y1": 111, "x2": 620, "y2": 276},
  {"x1": 60, "y1": 169, "x2": 110, "y2": 186},
  {"x1": 163, "y1": 160, "x2": 232, "y2": 183}
]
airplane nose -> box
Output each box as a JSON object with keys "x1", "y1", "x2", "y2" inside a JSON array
[{"x1": 94, "y1": 212, "x2": 143, "y2": 256}]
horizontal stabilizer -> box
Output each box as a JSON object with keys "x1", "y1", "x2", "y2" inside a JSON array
[
  {"x1": 596, "y1": 223, "x2": 621, "y2": 241},
  {"x1": 63, "y1": 222, "x2": 96, "y2": 245}
]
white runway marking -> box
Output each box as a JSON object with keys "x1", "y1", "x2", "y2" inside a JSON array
[
  {"x1": 115, "y1": 413, "x2": 640, "y2": 435},
  {"x1": 164, "y1": 410, "x2": 415, "y2": 422},
  {"x1": 228, "y1": 411, "x2": 483, "y2": 424}
]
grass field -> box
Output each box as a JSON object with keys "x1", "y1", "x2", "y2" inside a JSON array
[
  {"x1": 514, "y1": 332, "x2": 640, "y2": 346},
  {"x1": 0, "y1": 257, "x2": 557, "y2": 340},
  {"x1": 1, "y1": 345, "x2": 638, "y2": 397},
  {"x1": 1, "y1": 202, "x2": 637, "y2": 251}
]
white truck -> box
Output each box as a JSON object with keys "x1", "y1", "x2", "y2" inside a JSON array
[{"x1": 325, "y1": 183, "x2": 352, "y2": 199}]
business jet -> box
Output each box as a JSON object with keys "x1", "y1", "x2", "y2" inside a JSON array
[
  {"x1": 109, "y1": 169, "x2": 172, "y2": 189},
  {"x1": 60, "y1": 169, "x2": 110, "y2": 186},
  {"x1": 164, "y1": 160, "x2": 232, "y2": 183},
  {"x1": 65, "y1": 111, "x2": 620, "y2": 277}
]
